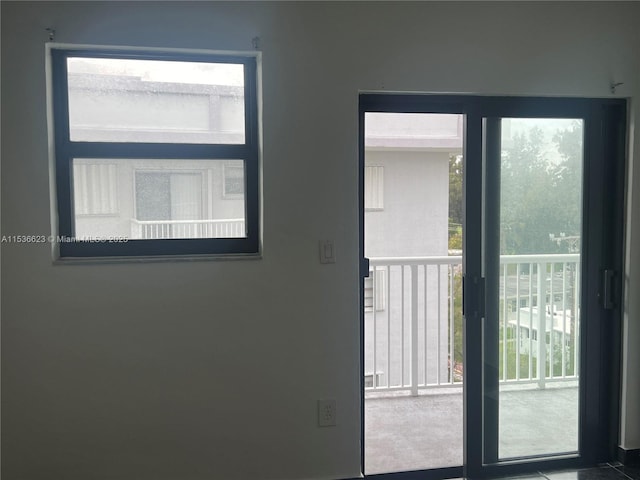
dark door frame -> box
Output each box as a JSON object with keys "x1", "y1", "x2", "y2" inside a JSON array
[{"x1": 358, "y1": 94, "x2": 626, "y2": 480}]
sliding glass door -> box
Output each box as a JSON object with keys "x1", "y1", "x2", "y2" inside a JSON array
[{"x1": 359, "y1": 95, "x2": 626, "y2": 479}]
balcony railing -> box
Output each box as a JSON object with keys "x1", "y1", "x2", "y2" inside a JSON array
[
  {"x1": 130, "y1": 218, "x2": 245, "y2": 239},
  {"x1": 365, "y1": 254, "x2": 580, "y2": 394}
]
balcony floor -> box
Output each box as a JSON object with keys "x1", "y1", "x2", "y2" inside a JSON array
[{"x1": 365, "y1": 384, "x2": 578, "y2": 475}]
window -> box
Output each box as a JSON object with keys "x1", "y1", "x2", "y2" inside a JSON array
[
  {"x1": 73, "y1": 161, "x2": 118, "y2": 215},
  {"x1": 223, "y1": 164, "x2": 245, "y2": 197},
  {"x1": 50, "y1": 48, "x2": 259, "y2": 258},
  {"x1": 364, "y1": 165, "x2": 384, "y2": 210},
  {"x1": 364, "y1": 268, "x2": 387, "y2": 311}
]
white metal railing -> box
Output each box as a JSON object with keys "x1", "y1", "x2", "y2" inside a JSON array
[
  {"x1": 364, "y1": 254, "x2": 580, "y2": 394},
  {"x1": 130, "y1": 218, "x2": 245, "y2": 239}
]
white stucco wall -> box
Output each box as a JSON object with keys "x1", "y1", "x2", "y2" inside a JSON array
[
  {"x1": 2, "y1": 2, "x2": 639, "y2": 480},
  {"x1": 365, "y1": 150, "x2": 451, "y2": 258},
  {"x1": 363, "y1": 149, "x2": 452, "y2": 387}
]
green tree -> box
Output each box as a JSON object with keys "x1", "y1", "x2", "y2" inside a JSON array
[
  {"x1": 551, "y1": 120, "x2": 583, "y2": 251},
  {"x1": 500, "y1": 123, "x2": 582, "y2": 255},
  {"x1": 501, "y1": 127, "x2": 556, "y2": 254},
  {"x1": 448, "y1": 154, "x2": 463, "y2": 251},
  {"x1": 448, "y1": 154, "x2": 464, "y2": 377}
]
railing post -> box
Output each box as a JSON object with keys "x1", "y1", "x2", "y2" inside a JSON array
[
  {"x1": 537, "y1": 262, "x2": 547, "y2": 389},
  {"x1": 372, "y1": 266, "x2": 377, "y2": 390},
  {"x1": 449, "y1": 265, "x2": 455, "y2": 384},
  {"x1": 411, "y1": 264, "x2": 419, "y2": 396}
]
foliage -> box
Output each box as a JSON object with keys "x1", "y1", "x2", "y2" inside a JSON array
[
  {"x1": 451, "y1": 269, "x2": 463, "y2": 369},
  {"x1": 500, "y1": 122, "x2": 583, "y2": 254},
  {"x1": 448, "y1": 154, "x2": 463, "y2": 251},
  {"x1": 446, "y1": 121, "x2": 583, "y2": 254},
  {"x1": 499, "y1": 337, "x2": 536, "y2": 381}
]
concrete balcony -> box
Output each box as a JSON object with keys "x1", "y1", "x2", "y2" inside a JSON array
[
  {"x1": 365, "y1": 383, "x2": 578, "y2": 474},
  {"x1": 364, "y1": 254, "x2": 581, "y2": 475}
]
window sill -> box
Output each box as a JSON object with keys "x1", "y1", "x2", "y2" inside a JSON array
[{"x1": 52, "y1": 251, "x2": 262, "y2": 265}]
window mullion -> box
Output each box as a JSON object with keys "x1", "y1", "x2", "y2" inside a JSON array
[{"x1": 65, "y1": 142, "x2": 250, "y2": 160}]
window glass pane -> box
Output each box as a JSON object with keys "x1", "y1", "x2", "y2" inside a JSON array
[
  {"x1": 73, "y1": 159, "x2": 246, "y2": 240},
  {"x1": 364, "y1": 112, "x2": 464, "y2": 474},
  {"x1": 498, "y1": 118, "x2": 583, "y2": 459},
  {"x1": 67, "y1": 58, "x2": 245, "y2": 144}
]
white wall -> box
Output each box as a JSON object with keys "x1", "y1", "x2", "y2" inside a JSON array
[
  {"x1": 365, "y1": 150, "x2": 450, "y2": 258},
  {"x1": 1, "y1": 2, "x2": 639, "y2": 480}
]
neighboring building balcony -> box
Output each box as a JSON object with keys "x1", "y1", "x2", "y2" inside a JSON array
[
  {"x1": 130, "y1": 218, "x2": 246, "y2": 239},
  {"x1": 365, "y1": 253, "x2": 580, "y2": 396}
]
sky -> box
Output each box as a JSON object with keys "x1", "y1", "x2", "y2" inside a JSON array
[{"x1": 68, "y1": 57, "x2": 244, "y2": 87}]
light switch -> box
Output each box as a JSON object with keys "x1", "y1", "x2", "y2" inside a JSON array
[{"x1": 319, "y1": 240, "x2": 336, "y2": 264}]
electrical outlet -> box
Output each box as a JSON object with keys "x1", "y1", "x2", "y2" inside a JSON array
[{"x1": 318, "y1": 399, "x2": 337, "y2": 427}]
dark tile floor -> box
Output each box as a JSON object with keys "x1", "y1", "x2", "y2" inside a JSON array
[
  {"x1": 496, "y1": 465, "x2": 640, "y2": 480},
  {"x1": 615, "y1": 465, "x2": 640, "y2": 480}
]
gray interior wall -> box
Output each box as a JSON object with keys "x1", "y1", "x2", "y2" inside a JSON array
[{"x1": 2, "y1": 2, "x2": 639, "y2": 480}]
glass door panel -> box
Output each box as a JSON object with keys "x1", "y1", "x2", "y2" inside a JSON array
[
  {"x1": 487, "y1": 118, "x2": 583, "y2": 460},
  {"x1": 363, "y1": 112, "x2": 464, "y2": 474}
]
